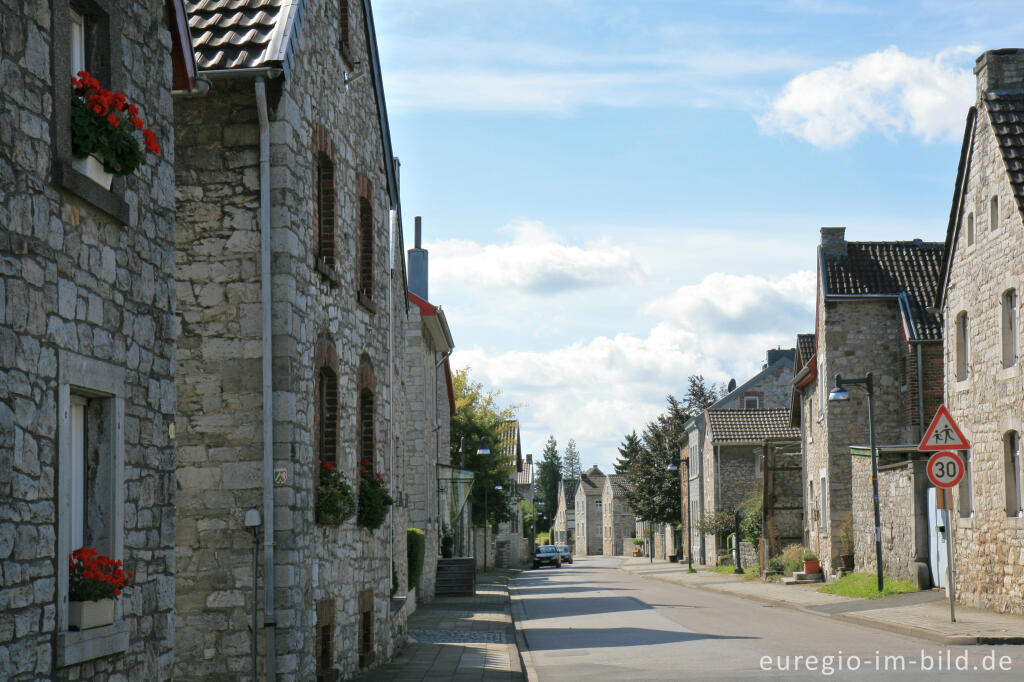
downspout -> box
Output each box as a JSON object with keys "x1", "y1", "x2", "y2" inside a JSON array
[
  {"x1": 915, "y1": 343, "x2": 926, "y2": 441},
  {"x1": 388, "y1": 202, "x2": 396, "y2": 590},
  {"x1": 255, "y1": 77, "x2": 276, "y2": 682}
]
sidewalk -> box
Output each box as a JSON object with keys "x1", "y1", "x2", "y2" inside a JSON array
[
  {"x1": 618, "y1": 557, "x2": 1024, "y2": 645},
  {"x1": 356, "y1": 569, "x2": 524, "y2": 681}
]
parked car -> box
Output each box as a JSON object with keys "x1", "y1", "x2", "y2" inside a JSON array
[
  {"x1": 533, "y1": 544, "x2": 561, "y2": 569},
  {"x1": 556, "y1": 544, "x2": 573, "y2": 564}
]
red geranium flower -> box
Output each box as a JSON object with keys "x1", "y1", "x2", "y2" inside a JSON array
[{"x1": 321, "y1": 460, "x2": 334, "y2": 471}]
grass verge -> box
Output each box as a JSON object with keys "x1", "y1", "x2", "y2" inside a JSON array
[
  {"x1": 712, "y1": 565, "x2": 758, "y2": 576},
  {"x1": 820, "y1": 572, "x2": 916, "y2": 599}
]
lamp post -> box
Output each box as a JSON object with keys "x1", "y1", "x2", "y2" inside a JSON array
[
  {"x1": 667, "y1": 456, "x2": 694, "y2": 572},
  {"x1": 829, "y1": 373, "x2": 884, "y2": 594}
]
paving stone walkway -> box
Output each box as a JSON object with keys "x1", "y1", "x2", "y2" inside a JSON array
[{"x1": 356, "y1": 569, "x2": 524, "y2": 681}]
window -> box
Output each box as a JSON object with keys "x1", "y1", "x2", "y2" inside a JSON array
[
  {"x1": 1006, "y1": 432, "x2": 1023, "y2": 517},
  {"x1": 990, "y1": 195, "x2": 999, "y2": 232},
  {"x1": 358, "y1": 196, "x2": 374, "y2": 304},
  {"x1": 57, "y1": 353, "x2": 127, "y2": 664},
  {"x1": 955, "y1": 311, "x2": 969, "y2": 381},
  {"x1": 743, "y1": 396, "x2": 759, "y2": 409},
  {"x1": 753, "y1": 448, "x2": 762, "y2": 477},
  {"x1": 316, "y1": 600, "x2": 337, "y2": 682},
  {"x1": 317, "y1": 368, "x2": 338, "y2": 465},
  {"x1": 819, "y1": 475, "x2": 828, "y2": 535},
  {"x1": 967, "y1": 211, "x2": 974, "y2": 246},
  {"x1": 338, "y1": 0, "x2": 352, "y2": 63},
  {"x1": 358, "y1": 590, "x2": 374, "y2": 668},
  {"x1": 358, "y1": 388, "x2": 374, "y2": 475},
  {"x1": 959, "y1": 450, "x2": 973, "y2": 517},
  {"x1": 1002, "y1": 289, "x2": 1017, "y2": 368},
  {"x1": 70, "y1": 9, "x2": 86, "y2": 77},
  {"x1": 315, "y1": 154, "x2": 336, "y2": 269}
]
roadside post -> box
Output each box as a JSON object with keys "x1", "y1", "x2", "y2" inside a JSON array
[{"x1": 920, "y1": 405, "x2": 971, "y2": 624}]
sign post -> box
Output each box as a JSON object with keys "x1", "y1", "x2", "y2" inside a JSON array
[{"x1": 920, "y1": 405, "x2": 969, "y2": 624}]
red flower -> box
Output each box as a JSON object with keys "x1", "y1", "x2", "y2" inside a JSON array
[
  {"x1": 143, "y1": 128, "x2": 161, "y2": 154},
  {"x1": 130, "y1": 116, "x2": 143, "y2": 130},
  {"x1": 112, "y1": 91, "x2": 127, "y2": 110},
  {"x1": 127, "y1": 103, "x2": 139, "y2": 117},
  {"x1": 107, "y1": 113, "x2": 120, "y2": 128},
  {"x1": 321, "y1": 460, "x2": 334, "y2": 471}
]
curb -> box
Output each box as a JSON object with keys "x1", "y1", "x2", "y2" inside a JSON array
[
  {"x1": 619, "y1": 563, "x2": 1024, "y2": 646},
  {"x1": 507, "y1": 577, "x2": 539, "y2": 682}
]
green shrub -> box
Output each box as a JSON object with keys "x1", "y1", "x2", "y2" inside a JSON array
[
  {"x1": 801, "y1": 549, "x2": 818, "y2": 561},
  {"x1": 779, "y1": 544, "x2": 806, "y2": 575},
  {"x1": 739, "y1": 489, "x2": 762, "y2": 545},
  {"x1": 407, "y1": 528, "x2": 426, "y2": 592},
  {"x1": 768, "y1": 556, "x2": 784, "y2": 574},
  {"x1": 694, "y1": 510, "x2": 734, "y2": 537},
  {"x1": 357, "y1": 473, "x2": 394, "y2": 531}
]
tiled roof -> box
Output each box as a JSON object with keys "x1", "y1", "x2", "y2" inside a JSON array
[
  {"x1": 516, "y1": 461, "x2": 533, "y2": 486},
  {"x1": 580, "y1": 466, "x2": 605, "y2": 491},
  {"x1": 606, "y1": 475, "x2": 631, "y2": 497},
  {"x1": 822, "y1": 241, "x2": 944, "y2": 340},
  {"x1": 185, "y1": 0, "x2": 302, "y2": 70},
  {"x1": 497, "y1": 420, "x2": 519, "y2": 460},
  {"x1": 988, "y1": 91, "x2": 1024, "y2": 220},
  {"x1": 797, "y1": 333, "x2": 815, "y2": 363},
  {"x1": 706, "y1": 409, "x2": 799, "y2": 442},
  {"x1": 561, "y1": 479, "x2": 579, "y2": 505}
]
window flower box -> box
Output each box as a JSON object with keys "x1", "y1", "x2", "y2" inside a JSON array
[
  {"x1": 71, "y1": 154, "x2": 114, "y2": 190},
  {"x1": 68, "y1": 598, "x2": 115, "y2": 630}
]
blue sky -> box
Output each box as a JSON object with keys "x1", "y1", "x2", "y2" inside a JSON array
[{"x1": 374, "y1": 0, "x2": 1023, "y2": 472}]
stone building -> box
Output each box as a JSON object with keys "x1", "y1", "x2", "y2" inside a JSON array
[
  {"x1": 553, "y1": 478, "x2": 579, "y2": 546},
  {"x1": 937, "y1": 48, "x2": 1024, "y2": 614},
  {"x1": 405, "y1": 218, "x2": 455, "y2": 602},
  {"x1": 601, "y1": 476, "x2": 635, "y2": 556},
  {"x1": 173, "y1": 1, "x2": 413, "y2": 678},
  {"x1": 574, "y1": 466, "x2": 606, "y2": 555},
  {"x1": 796, "y1": 227, "x2": 943, "y2": 579},
  {"x1": 0, "y1": 2, "x2": 194, "y2": 679},
  {"x1": 683, "y1": 349, "x2": 794, "y2": 564},
  {"x1": 699, "y1": 409, "x2": 799, "y2": 562},
  {"x1": 489, "y1": 421, "x2": 530, "y2": 569}
]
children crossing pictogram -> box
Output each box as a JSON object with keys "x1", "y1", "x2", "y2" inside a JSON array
[{"x1": 919, "y1": 405, "x2": 970, "y2": 451}]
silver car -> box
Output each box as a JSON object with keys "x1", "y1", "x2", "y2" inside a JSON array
[{"x1": 556, "y1": 544, "x2": 573, "y2": 564}]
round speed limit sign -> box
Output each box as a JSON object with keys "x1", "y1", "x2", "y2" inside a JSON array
[{"x1": 927, "y1": 451, "x2": 964, "y2": 488}]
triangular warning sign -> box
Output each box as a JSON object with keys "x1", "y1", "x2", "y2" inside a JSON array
[{"x1": 919, "y1": 405, "x2": 970, "y2": 451}]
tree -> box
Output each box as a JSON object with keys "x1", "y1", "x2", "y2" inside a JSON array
[
  {"x1": 535, "y1": 436, "x2": 561, "y2": 532},
  {"x1": 622, "y1": 395, "x2": 691, "y2": 525},
  {"x1": 614, "y1": 431, "x2": 642, "y2": 474},
  {"x1": 449, "y1": 367, "x2": 519, "y2": 526},
  {"x1": 563, "y1": 438, "x2": 582, "y2": 479},
  {"x1": 684, "y1": 374, "x2": 720, "y2": 415}
]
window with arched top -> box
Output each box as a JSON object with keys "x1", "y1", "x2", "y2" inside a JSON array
[
  {"x1": 315, "y1": 153, "x2": 336, "y2": 267},
  {"x1": 990, "y1": 195, "x2": 999, "y2": 232},
  {"x1": 358, "y1": 196, "x2": 373, "y2": 303},
  {"x1": 967, "y1": 212, "x2": 974, "y2": 246},
  {"x1": 955, "y1": 311, "x2": 969, "y2": 381},
  {"x1": 1005, "y1": 431, "x2": 1022, "y2": 517},
  {"x1": 1002, "y1": 289, "x2": 1017, "y2": 368},
  {"x1": 357, "y1": 358, "x2": 375, "y2": 475}
]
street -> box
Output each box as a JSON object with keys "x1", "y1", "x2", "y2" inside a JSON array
[{"x1": 511, "y1": 557, "x2": 1024, "y2": 681}]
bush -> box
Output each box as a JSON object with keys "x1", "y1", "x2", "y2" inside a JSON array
[
  {"x1": 778, "y1": 544, "x2": 806, "y2": 575},
  {"x1": 357, "y1": 472, "x2": 394, "y2": 531},
  {"x1": 316, "y1": 462, "x2": 355, "y2": 526},
  {"x1": 694, "y1": 510, "x2": 734, "y2": 537},
  {"x1": 633, "y1": 538, "x2": 644, "y2": 546},
  {"x1": 768, "y1": 556, "x2": 785, "y2": 574},
  {"x1": 739, "y1": 489, "x2": 762, "y2": 545},
  {"x1": 801, "y1": 550, "x2": 818, "y2": 561},
  {"x1": 407, "y1": 528, "x2": 426, "y2": 592}
]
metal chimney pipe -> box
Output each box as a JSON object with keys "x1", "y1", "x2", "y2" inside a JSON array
[{"x1": 415, "y1": 216, "x2": 422, "y2": 249}]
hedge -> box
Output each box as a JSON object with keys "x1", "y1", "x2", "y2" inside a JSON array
[{"x1": 407, "y1": 528, "x2": 426, "y2": 592}]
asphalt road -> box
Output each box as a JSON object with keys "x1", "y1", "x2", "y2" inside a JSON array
[{"x1": 511, "y1": 556, "x2": 1024, "y2": 681}]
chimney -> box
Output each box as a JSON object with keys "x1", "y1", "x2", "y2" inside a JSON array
[
  {"x1": 408, "y1": 216, "x2": 428, "y2": 300},
  {"x1": 766, "y1": 347, "x2": 796, "y2": 366},
  {"x1": 525, "y1": 453, "x2": 532, "y2": 470},
  {"x1": 975, "y1": 49, "x2": 1024, "y2": 101},
  {"x1": 820, "y1": 226, "x2": 847, "y2": 257}
]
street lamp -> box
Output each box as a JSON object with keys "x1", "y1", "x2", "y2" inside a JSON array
[
  {"x1": 829, "y1": 373, "x2": 884, "y2": 594},
  {"x1": 668, "y1": 456, "x2": 694, "y2": 572}
]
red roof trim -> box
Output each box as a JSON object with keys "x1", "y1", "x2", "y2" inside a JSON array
[
  {"x1": 795, "y1": 355, "x2": 817, "y2": 388},
  {"x1": 408, "y1": 291, "x2": 437, "y2": 317}
]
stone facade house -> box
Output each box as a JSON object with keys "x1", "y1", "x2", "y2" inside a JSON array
[
  {"x1": 553, "y1": 479, "x2": 579, "y2": 546},
  {"x1": 489, "y1": 421, "x2": 529, "y2": 569},
  {"x1": 601, "y1": 476, "x2": 635, "y2": 556},
  {"x1": 173, "y1": 1, "x2": 413, "y2": 678},
  {"x1": 937, "y1": 48, "x2": 1024, "y2": 614},
  {"x1": 699, "y1": 409, "x2": 799, "y2": 562},
  {"x1": 683, "y1": 349, "x2": 794, "y2": 564},
  {"x1": 574, "y1": 466, "x2": 606, "y2": 555},
  {"x1": 797, "y1": 227, "x2": 943, "y2": 580},
  {"x1": 405, "y1": 218, "x2": 455, "y2": 602},
  {"x1": 0, "y1": 2, "x2": 194, "y2": 679}
]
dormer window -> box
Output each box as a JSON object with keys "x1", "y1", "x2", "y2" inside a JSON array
[{"x1": 743, "y1": 396, "x2": 759, "y2": 409}]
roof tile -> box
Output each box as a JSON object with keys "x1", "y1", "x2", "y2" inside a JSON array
[{"x1": 706, "y1": 408, "x2": 800, "y2": 442}]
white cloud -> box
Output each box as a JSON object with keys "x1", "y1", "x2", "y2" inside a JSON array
[
  {"x1": 428, "y1": 220, "x2": 645, "y2": 294},
  {"x1": 758, "y1": 46, "x2": 977, "y2": 148},
  {"x1": 451, "y1": 270, "x2": 815, "y2": 469}
]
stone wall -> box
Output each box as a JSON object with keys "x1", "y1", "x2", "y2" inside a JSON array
[
  {"x1": 574, "y1": 480, "x2": 604, "y2": 555},
  {"x1": 942, "y1": 50, "x2": 1024, "y2": 615},
  {"x1": 763, "y1": 444, "x2": 803, "y2": 557},
  {"x1": 851, "y1": 455, "x2": 931, "y2": 588},
  {"x1": 0, "y1": 2, "x2": 177, "y2": 679},
  {"x1": 173, "y1": 0, "x2": 411, "y2": 678},
  {"x1": 601, "y1": 485, "x2": 634, "y2": 556}
]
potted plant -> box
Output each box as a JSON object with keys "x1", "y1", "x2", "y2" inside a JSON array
[
  {"x1": 802, "y1": 549, "x2": 821, "y2": 575},
  {"x1": 632, "y1": 538, "x2": 644, "y2": 557},
  {"x1": 357, "y1": 459, "x2": 394, "y2": 531},
  {"x1": 70, "y1": 71, "x2": 161, "y2": 189},
  {"x1": 440, "y1": 526, "x2": 454, "y2": 558},
  {"x1": 316, "y1": 460, "x2": 355, "y2": 525},
  {"x1": 68, "y1": 547, "x2": 133, "y2": 630}
]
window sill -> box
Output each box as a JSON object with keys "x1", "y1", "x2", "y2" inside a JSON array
[
  {"x1": 957, "y1": 514, "x2": 974, "y2": 529},
  {"x1": 316, "y1": 259, "x2": 339, "y2": 287},
  {"x1": 357, "y1": 290, "x2": 375, "y2": 313},
  {"x1": 55, "y1": 158, "x2": 130, "y2": 225},
  {"x1": 57, "y1": 620, "x2": 130, "y2": 667},
  {"x1": 997, "y1": 365, "x2": 1019, "y2": 381},
  {"x1": 1005, "y1": 515, "x2": 1024, "y2": 529}
]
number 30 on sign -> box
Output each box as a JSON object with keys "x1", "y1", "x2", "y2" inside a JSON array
[{"x1": 927, "y1": 451, "x2": 964, "y2": 488}]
